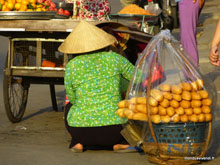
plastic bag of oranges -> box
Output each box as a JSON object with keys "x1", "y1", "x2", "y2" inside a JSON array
[{"x1": 117, "y1": 30, "x2": 217, "y2": 163}]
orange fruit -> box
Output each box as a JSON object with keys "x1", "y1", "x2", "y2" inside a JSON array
[
  {"x1": 21, "y1": 0, "x2": 29, "y2": 5},
  {"x1": 16, "y1": 0, "x2": 22, "y2": 2},
  {"x1": 29, "y1": 0, "x2": 36, "y2": 4},
  {"x1": 2, "y1": 7, "x2": 10, "y2": 11},
  {"x1": 199, "y1": 90, "x2": 209, "y2": 99},
  {"x1": 198, "y1": 114, "x2": 205, "y2": 122},
  {"x1": 180, "y1": 115, "x2": 188, "y2": 122},
  {"x1": 202, "y1": 98, "x2": 212, "y2": 106},
  {"x1": 175, "y1": 107, "x2": 184, "y2": 115},
  {"x1": 151, "y1": 115, "x2": 161, "y2": 124},
  {"x1": 0, "y1": 0, "x2": 5, "y2": 5},
  {"x1": 160, "y1": 84, "x2": 171, "y2": 92},
  {"x1": 159, "y1": 98, "x2": 170, "y2": 108},
  {"x1": 172, "y1": 114, "x2": 180, "y2": 123},
  {"x1": 2, "y1": 5, "x2": 10, "y2": 11},
  {"x1": 162, "y1": 92, "x2": 173, "y2": 100},
  {"x1": 123, "y1": 109, "x2": 133, "y2": 119},
  {"x1": 182, "y1": 90, "x2": 191, "y2": 101},
  {"x1": 180, "y1": 82, "x2": 192, "y2": 91},
  {"x1": 130, "y1": 97, "x2": 137, "y2": 104},
  {"x1": 136, "y1": 104, "x2": 147, "y2": 113},
  {"x1": 172, "y1": 94, "x2": 182, "y2": 101},
  {"x1": 116, "y1": 109, "x2": 125, "y2": 118},
  {"x1": 6, "y1": 2, "x2": 14, "y2": 10},
  {"x1": 1, "y1": 4, "x2": 6, "y2": 10},
  {"x1": 185, "y1": 108, "x2": 193, "y2": 116},
  {"x1": 166, "y1": 107, "x2": 175, "y2": 117},
  {"x1": 205, "y1": 114, "x2": 212, "y2": 122},
  {"x1": 201, "y1": 106, "x2": 211, "y2": 114},
  {"x1": 180, "y1": 100, "x2": 191, "y2": 108},
  {"x1": 161, "y1": 115, "x2": 170, "y2": 123},
  {"x1": 14, "y1": 3, "x2": 21, "y2": 10},
  {"x1": 150, "y1": 106, "x2": 158, "y2": 115},
  {"x1": 7, "y1": 0, "x2": 15, "y2": 5},
  {"x1": 190, "y1": 114, "x2": 199, "y2": 122},
  {"x1": 193, "y1": 107, "x2": 202, "y2": 115},
  {"x1": 158, "y1": 106, "x2": 166, "y2": 116},
  {"x1": 170, "y1": 99, "x2": 179, "y2": 108},
  {"x1": 191, "y1": 92, "x2": 201, "y2": 100},
  {"x1": 151, "y1": 89, "x2": 164, "y2": 102},
  {"x1": 19, "y1": 5, "x2": 27, "y2": 11},
  {"x1": 149, "y1": 97, "x2": 158, "y2": 107},
  {"x1": 171, "y1": 85, "x2": 182, "y2": 95},
  {"x1": 191, "y1": 100, "x2": 202, "y2": 108}
]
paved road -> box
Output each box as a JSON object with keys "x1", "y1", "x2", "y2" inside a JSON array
[{"x1": 0, "y1": 0, "x2": 220, "y2": 165}]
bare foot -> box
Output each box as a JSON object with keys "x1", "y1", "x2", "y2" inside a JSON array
[{"x1": 72, "y1": 143, "x2": 83, "y2": 150}]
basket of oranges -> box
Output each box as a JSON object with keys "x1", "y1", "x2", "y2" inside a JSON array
[
  {"x1": 117, "y1": 79, "x2": 213, "y2": 164},
  {"x1": 116, "y1": 30, "x2": 216, "y2": 164}
]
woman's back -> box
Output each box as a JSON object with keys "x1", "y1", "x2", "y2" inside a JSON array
[{"x1": 65, "y1": 51, "x2": 135, "y2": 127}]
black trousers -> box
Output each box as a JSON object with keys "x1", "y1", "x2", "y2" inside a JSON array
[{"x1": 64, "y1": 103, "x2": 128, "y2": 149}]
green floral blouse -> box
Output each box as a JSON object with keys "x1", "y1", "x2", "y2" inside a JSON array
[{"x1": 65, "y1": 51, "x2": 135, "y2": 127}]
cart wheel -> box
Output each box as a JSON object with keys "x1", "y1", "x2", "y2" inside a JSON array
[{"x1": 3, "y1": 56, "x2": 29, "y2": 123}]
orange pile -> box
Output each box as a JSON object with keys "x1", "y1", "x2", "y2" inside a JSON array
[
  {"x1": 118, "y1": 4, "x2": 155, "y2": 16},
  {"x1": 117, "y1": 79, "x2": 213, "y2": 124},
  {"x1": 0, "y1": 0, "x2": 48, "y2": 11}
]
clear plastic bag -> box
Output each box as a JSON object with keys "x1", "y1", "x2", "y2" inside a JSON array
[
  {"x1": 144, "y1": 3, "x2": 162, "y2": 16},
  {"x1": 117, "y1": 30, "x2": 217, "y2": 163}
]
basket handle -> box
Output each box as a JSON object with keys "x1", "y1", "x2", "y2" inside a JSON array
[
  {"x1": 200, "y1": 122, "x2": 212, "y2": 157},
  {"x1": 145, "y1": 46, "x2": 162, "y2": 154}
]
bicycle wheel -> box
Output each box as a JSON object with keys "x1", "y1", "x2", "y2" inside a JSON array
[{"x1": 3, "y1": 55, "x2": 29, "y2": 123}]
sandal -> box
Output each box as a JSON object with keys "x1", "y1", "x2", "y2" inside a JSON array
[{"x1": 113, "y1": 145, "x2": 142, "y2": 153}]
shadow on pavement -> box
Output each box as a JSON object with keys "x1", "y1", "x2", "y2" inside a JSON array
[{"x1": 22, "y1": 90, "x2": 65, "y2": 121}]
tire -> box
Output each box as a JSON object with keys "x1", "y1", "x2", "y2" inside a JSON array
[{"x1": 3, "y1": 55, "x2": 29, "y2": 123}]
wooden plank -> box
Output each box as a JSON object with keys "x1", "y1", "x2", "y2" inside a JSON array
[
  {"x1": 11, "y1": 69, "x2": 65, "y2": 77},
  {"x1": 36, "y1": 40, "x2": 42, "y2": 67},
  {"x1": 0, "y1": 19, "x2": 102, "y2": 32}
]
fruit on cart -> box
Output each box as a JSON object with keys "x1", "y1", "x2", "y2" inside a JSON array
[
  {"x1": 118, "y1": 4, "x2": 155, "y2": 16},
  {"x1": 63, "y1": 9, "x2": 70, "y2": 16},
  {"x1": 116, "y1": 79, "x2": 213, "y2": 123},
  {"x1": 41, "y1": 60, "x2": 56, "y2": 67},
  {"x1": 57, "y1": 7, "x2": 63, "y2": 15},
  {"x1": 56, "y1": 7, "x2": 72, "y2": 16},
  {"x1": 0, "y1": 0, "x2": 60, "y2": 12}
]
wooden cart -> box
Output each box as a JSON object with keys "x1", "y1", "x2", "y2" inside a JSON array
[
  {"x1": 0, "y1": 19, "x2": 83, "y2": 122},
  {"x1": 0, "y1": 19, "x2": 153, "y2": 123}
]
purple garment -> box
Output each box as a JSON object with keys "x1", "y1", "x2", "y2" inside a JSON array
[{"x1": 179, "y1": 0, "x2": 200, "y2": 67}]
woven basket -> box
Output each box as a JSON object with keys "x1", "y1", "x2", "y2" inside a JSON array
[{"x1": 142, "y1": 122, "x2": 212, "y2": 164}]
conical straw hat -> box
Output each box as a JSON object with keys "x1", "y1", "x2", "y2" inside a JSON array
[{"x1": 58, "y1": 20, "x2": 117, "y2": 54}]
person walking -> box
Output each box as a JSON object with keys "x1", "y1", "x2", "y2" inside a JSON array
[{"x1": 178, "y1": 0, "x2": 205, "y2": 67}]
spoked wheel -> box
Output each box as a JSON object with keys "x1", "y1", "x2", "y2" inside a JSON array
[{"x1": 3, "y1": 56, "x2": 29, "y2": 123}]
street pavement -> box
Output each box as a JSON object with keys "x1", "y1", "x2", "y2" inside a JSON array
[{"x1": 0, "y1": 0, "x2": 220, "y2": 164}]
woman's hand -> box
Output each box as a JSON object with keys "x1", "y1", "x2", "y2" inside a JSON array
[
  {"x1": 209, "y1": 46, "x2": 219, "y2": 66},
  {"x1": 193, "y1": 0, "x2": 205, "y2": 8}
]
